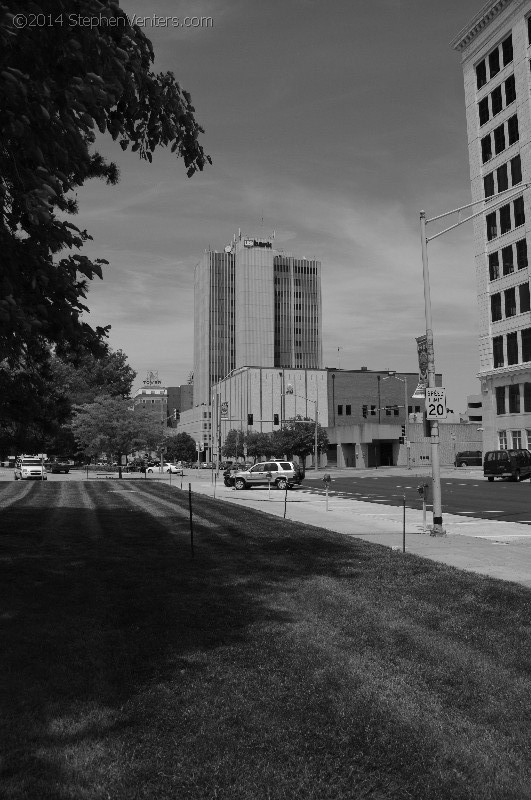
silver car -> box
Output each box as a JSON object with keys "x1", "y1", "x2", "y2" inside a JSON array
[{"x1": 233, "y1": 461, "x2": 302, "y2": 490}]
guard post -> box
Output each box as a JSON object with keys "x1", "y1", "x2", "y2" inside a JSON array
[{"x1": 417, "y1": 480, "x2": 431, "y2": 533}]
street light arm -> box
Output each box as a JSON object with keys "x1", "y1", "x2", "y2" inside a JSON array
[{"x1": 425, "y1": 182, "x2": 531, "y2": 224}]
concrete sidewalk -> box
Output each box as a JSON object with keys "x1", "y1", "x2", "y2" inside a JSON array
[{"x1": 182, "y1": 471, "x2": 531, "y2": 589}]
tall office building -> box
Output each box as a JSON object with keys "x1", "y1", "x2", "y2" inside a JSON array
[
  {"x1": 453, "y1": 1, "x2": 531, "y2": 451},
  {"x1": 193, "y1": 232, "x2": 322, "y2": 405}
]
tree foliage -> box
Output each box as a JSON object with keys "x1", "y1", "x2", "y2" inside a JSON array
[
  {"x1": 222, "y1": 429, "x2": 245, "y2": 459},
  {"x1": 272, "y1": 417, "x2": 329, "y2": 463},
  {"x1": 0, "y1": 1, "x2": 210, "y2": 365},
  {"x1": 245, "y1": 431, "x2": 274, "y2": 461},
  {"x1": 50, "y1": 347, "x2": 135, "y2": 405},
  {"x1": 164, "y1": 432, "x2": 196, "y2": 463}
]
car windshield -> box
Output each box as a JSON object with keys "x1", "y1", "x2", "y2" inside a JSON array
[{"x1": 22, "y1": 459, "x2": 42, "y2": 465}]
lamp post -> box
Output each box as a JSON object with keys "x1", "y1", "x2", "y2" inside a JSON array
[
  {"x1": 285, "y1": 384, "x2": 319, "y2": 474},
  {"x1": 419, "y1": 182, "x2": 530, "y2": 536},
  {"x1": 382, "y1": 373, "x2": 410, "y2": 470}
]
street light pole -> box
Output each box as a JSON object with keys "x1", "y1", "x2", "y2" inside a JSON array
[{"x1": 286, "y1": 385, "x2": 319, "y2": 474}]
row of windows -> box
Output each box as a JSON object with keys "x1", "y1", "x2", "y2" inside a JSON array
[
  {"x1": 496, "y1": 384, "x2": 531, "y2": 415},
  {"x1": 490, "y1": 282, "x2": 530, "y2": 321},
  {"x1": 489, "y1": 238, "x2": 528, "y2": 280},
  {"x1": 274, "y1": 263, "x2": 318, "y2": 275},
  {"x1": 484, "y1": 154, "x2": 521, "y2": 198},
  {"x1": 498, "y1": 430, "x2": 530, "y2": 449},
  {"x1": 486, "y1": 196, "x2": 525, "y2": 241},
  {"x1": 478, "y1": 73, "x2": 516, "y2": 126},
  {"x1": 492, "y1": 328, "x2": 531, "y2": 367},
  {"x1": 476, "y1": 34, "x2": 513, "y2": 89},
  {"x1": 481, "y1": 114, "x2": 519, "y2": 163}
]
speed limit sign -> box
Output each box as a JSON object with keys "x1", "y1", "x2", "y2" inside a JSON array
[{"x1": 426, "y1": 388, "x2": 447, "y2": 420}]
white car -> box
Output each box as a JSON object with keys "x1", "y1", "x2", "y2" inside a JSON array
[
  {"x1": 14, "y1": 457, "x2": 47, "y2": 480},
  {"x1": 146, "y1": 462, "x2": 184, "y2": 475}
]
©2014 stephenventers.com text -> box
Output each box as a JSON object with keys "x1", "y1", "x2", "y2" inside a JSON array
[{"x1": 11, "y1": 12, "x2": 214, "y2": 30}]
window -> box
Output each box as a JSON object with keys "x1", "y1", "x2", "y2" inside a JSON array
[
  {"x1": 505, "y1": 73, "x2": 516, "y2": 105},
  {"x1": 497, "y1": 163, "x2": 508, "y2": 192},
  {"x1": 500, "y1": 204, "x2": 511, "y2": 235},
  {"x1": 494, "y1": 124, "x2": 506, "y2": 154},
  {"x1": 481, "y1": 134, "x2": 492, "y2": 163},
  {"x1": 415, "y1": 405, "x2": 421, "y2": 413},
  {"x1": 507, "y1": 114, "x2": 519, "y2": 145},
  {"x1": 502, "y1": 245, "x2": 514, "y2": 275},
  {"x1": 491, "y1": 293, "x2": 502, "y2": 321},
  {"x1": 502, "y1": 35, "x2": 513, "y2": 67},
  {"x1": 489, "y1": 47, "x2": 500, "y2": 79},
  {"x1": 525, "y1": 385, "x2": 531, "y2": 412},
  {"x1": 479, "y1": 97, "x2": 489, "y2": 125},
  {"x1": 511, "y1": 155, "x2": 522, "y2": 186},
  {"x1": 505, "y1": 287, "x2": 517, "y2": 317},
  {"x1": 489, "y1": 251, "x2": 500, "y2": 281},
  {"x1": 476, "y1": 59, "x2": 487, "y2": 89},
  {"x1": 522, "y1": 328, "x2": 531, "y2": 362},
  {"x1": 514, "y1": 196, "x2": 525, "y2": 227},
  {"x1": 491, "y1": 85, "x2": 503, "y2": 116},
  {"x1": 509, "y1": 384, "x2": 520, "y2": 413},
  {"x1": 337, "y1": 404, "x2": 343, "y2": 415},
  {"x1": 496, "y1": 386, "x2": 506, "y2": 414},
  {"x1": 520, "y1": 282, "x2": 530, "y2": 313},
  {"x1": 493, "y1": 335, "x2": 504, "y2": 367},
  {"x1": 499, "y1": 430, "x2": 508, "y2": 449},
  {"x1": 487, "y1": 211, "x2": 497, "y2": 240},
  {"x1": 346, "y1": 404, "x2": 351, "y2": 415},
  {"x1": 516, "y1": 239, "x2": 528, "y2": 269},
  {"x1": 484, "y1": 172, "x2": 495, "y2": 198},
  {"x1": 507, "y1": 331, "x2": 519, "y2": 364},
  {"x1": 513, "y1": 430, "x2": 522, "y2": 448}
]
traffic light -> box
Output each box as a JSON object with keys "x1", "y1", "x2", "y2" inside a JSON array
[
  {"x1": 247, "y1": 413, "x2": 253, "y2": 425},
  {"x1": 401, "y1": 425, "x2": 406, "y2": 437},
  {"x1": 273, "y1": 413, "x2": 279, "y2": 425},
  {"x1": 362, "y1": 405, "x2": 368, "y2": 418},
  {"x1": 399, "y1": 437, "x2": 405, "y2": 444},
  {"x1": 370, "y1": 405, "x2": 376, "y2": 416}
]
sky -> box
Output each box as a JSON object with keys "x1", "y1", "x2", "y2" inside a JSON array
[{"x1": 77, "y1": 0, "x2": 485, "y2": 408}]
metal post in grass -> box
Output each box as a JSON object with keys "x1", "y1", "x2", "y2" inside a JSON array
[
  {"x1": 266, "y1": 469, "x2": 272, "y2": 501},
  {"x1": 323, "y1": 473, "x2": 331, "y2": 512},
  {"x1": 86, "y1": 462, "x2": 89, "y2": 480},
  {"x1": 169, "y1": 467, "x2": 172, "y2": 486},
  {"x1": 188, "y1": 483, "x2": 194, "y2": 558},
  {"x1": 283, "y1": 483, "x2": 288, "y2": 518},
  {"x1": 214, "y1": 472, "x2": 217, "y2": 499},
  {"x1": 402, "y1": 495, "x2": 406, "y2": 553}
]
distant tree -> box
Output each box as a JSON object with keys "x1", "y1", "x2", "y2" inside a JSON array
[
  {"x1": 164, "y1": 432, "x2": 196, "y2": 463},
  {"x1": 0, "y1": 1, "x2": 210, "y2": 367},
  {"x1": 273, "y1": 417, "x2": 329, "y2": 466},
  {"x1": 245, "y1": 431, "x2": 274, "y2": 462},
  {"x1": 71, "y1": 394, "x2": 161, "y2": 477},
  {"x1": 222, "y1": 429, "x2": 245, "y2": 460}
]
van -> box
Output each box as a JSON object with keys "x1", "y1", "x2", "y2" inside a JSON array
[
  {"x1": 483, "y1": 449, "x2": 531, "y2": 481},
  {"x1": 454, "y1": 450, "x2": 482, "y2": 467}
]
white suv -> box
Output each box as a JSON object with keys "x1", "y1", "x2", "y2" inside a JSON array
[
  {"x1": 233, "y1": 461, "x2": 302, "y2": 490},
  {"x1": 14, "y1": 456, "x2": 47, "y2": 480}
]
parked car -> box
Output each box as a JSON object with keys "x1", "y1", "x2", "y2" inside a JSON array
[
  {"x1": 14, "y1": 456, "x2": 47, "y2": 481},
  {"x1": 200, "y1": 461, "x2": 214, "y2": 469},
  {"x1": 146, "y1": 462, "x2": 184, "y2": 475},
  {"x1": 484, "y1": 449, "x2": 531, "y2": 481},
  {"x1": 233, "y1": 461, "x2": 303, "y2": 491},
  {"x1": 454, "y1": 450, "x2": 482, "y2": 467}
]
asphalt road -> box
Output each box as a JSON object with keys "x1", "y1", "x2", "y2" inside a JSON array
[{"x1": 303, "y1": 473, "x2": 531, "y2": 525}]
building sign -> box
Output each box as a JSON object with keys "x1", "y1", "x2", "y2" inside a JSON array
[
  {"x1": 426, "y1": 387, "x2": 447, "y2": 420},
  {"x1": 413, "y1": 334, "x2": 429, "y2": 398},
  {"x1": 220, "y1": 401, "x2": 229, "y2": 418},
  {"x1": 243, "y1": 239, "x2": 254, "y2": 247}
]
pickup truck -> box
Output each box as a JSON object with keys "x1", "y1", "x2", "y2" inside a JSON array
[{"x1": 47, "y1": 458, "x2": 72, "y2": 474}]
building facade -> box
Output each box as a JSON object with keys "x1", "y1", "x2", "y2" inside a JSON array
[
  {"x1": 193, "y1": 232, "x2": 323, "y2": 406},
  {"x1": 453, "y1": 0, "x2": 531, "y2": 452}
]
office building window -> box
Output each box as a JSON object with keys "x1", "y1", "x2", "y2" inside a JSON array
[
  {"x1": 525, "y1": 384, "x2": 531, "y2": 412},
  {"x1": 479, "y1": 96, "x2": 489, "y2": 125},
  {"x1": 511, "y1": 155, "x2": 522, "y2": 186},
  {"x1": 493, "y1": 335, "x2": 504, "y2": 367},
  {"x1": 505, "y1": 73, "x2": 516, "y2": 104},
  {"x1": 491, "y1": 84, "x2": 503, "y2": 116},
  {"x1": 497, "y1": 163, "x2": 509, "y2": 193},
  {"x1": 337, "y1": 405, "x2": 343, "y2": 415},
  {"x1": 514, "y1": 196, "x2": 525, "y2": 228},
  {"x1": 494, "y1": 124, "x2": 506, "y2": 154},
  {"x1": 502, "y1": 35, "x2": 513, "y2": 66},
  {"x1": 516, "y1": 238, "x2": 528, "y2": 269},
  {"x1": 491, "y1": 293, "x2": 502, "y2": 321},
  {"x1": 487, "y1": 211, "x2": 497, "y2": 240},
  {"x1": 512, "y1": 430, "x2": 522, "y2": 448},
  {"x1": 496, "y1": 386, "x2": 506, "y2": 414},
  {"x1": 505, "y1": 287, "x2": 517, "y2": 317},
  {"x1": 346, "y1": 404, "x2": 351, "y2": 415},
  {"x1": 520, "y1": 282, "x2": 530, "y2": 313},
  {"x1": 509, "y1": 385, "x2": 521, "y2": 413},
  {"x1": 507, "y1": 331, "x2": 519, "y2": 364},
  {"x1": 502, "y1": 245, "x2": 514, "y2": 275},
  {"x1": 489, "y1": 251, "x2": 500, "y2": 280},
  {"x1": 484, "y1": 172, "x2": 495, "y2": 198},
  {"x1": 482, "y1": 134, "x2": 492, "y2": 164},
  {"x1": 489, "y1": 47, "x2": 500, "y2": 79},
  {"x1": 507, "y1": 114, "x2": 519, "y2": 145},
  {"x1": 499, "y1": 429, "x2": 508, "y2": 449},
  {"x1": 522, "y1": 328, "x2": 531, "y2": 362},
  {"x1": 476, "y1": 59, "x2": 487, "y2": 89},
  {"x1": 500, "y1": 203, "x2": 511, "y2": 235}
]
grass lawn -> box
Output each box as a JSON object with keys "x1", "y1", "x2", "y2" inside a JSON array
[{"x1": 1, "y1": 480, "x2": 531, "y2": 799}]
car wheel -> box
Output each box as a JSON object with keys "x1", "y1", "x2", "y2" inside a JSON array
[
  {"x1": 14, "y1": 474, "x2": 18, "y2": 480},
  {"x1": 147, "y1": 468, "x2": 153, "y2": 474},
  {"x1": 277, "y1": 478, "x2": 287, "y2": 490},
  {"x1": 515, "y1": 469, "x2": 521, "y2": 482},
  {"x1": 487, "y1": 476, "x2": 494, "y2": 482},
  {"x1": 460, "y1": 461, "x2": 467, "y2": 468},
  {"x1": 234, "y1": 478, "x2": 246, "y2": 490}
]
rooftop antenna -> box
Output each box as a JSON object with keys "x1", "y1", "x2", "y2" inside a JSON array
[{"x1": 338, "y1": 347, "x2": 343, "y2": 369}]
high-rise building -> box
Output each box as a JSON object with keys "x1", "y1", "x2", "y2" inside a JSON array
[
  {"x1": 452, "y1": 1, "x2": 531, "y2": 452},
  {"x1": 193, "y1": 232, "x2": 323, "y2": 405}
]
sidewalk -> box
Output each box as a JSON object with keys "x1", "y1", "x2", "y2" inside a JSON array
[{"x1": 182, "y1": 470, "x2": 531, "y2": 589}]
